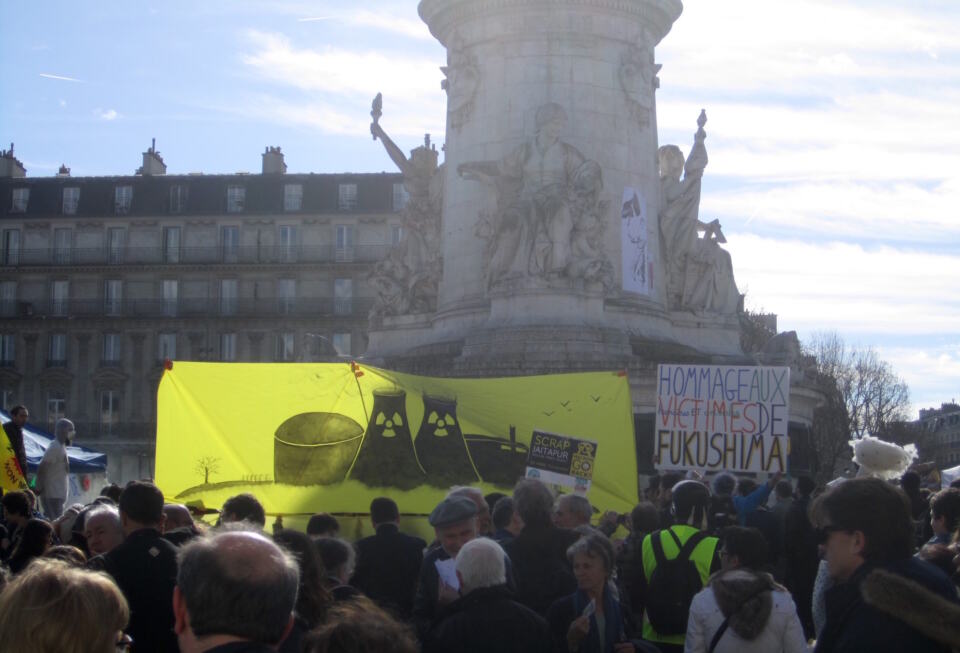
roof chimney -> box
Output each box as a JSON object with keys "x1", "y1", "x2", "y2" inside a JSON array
[
  {"x1": 262, "y1": 146, "x2": 286, "y2": 175},
  {"x1": 138, "y1": 137, "x2": 167, "y2": 175},
  {"x1": 57, "y1": 164, "x2": 71, "y2": 177},
  {"x1": 0, "y1": 143, "x2": 26, "y2": 178}
]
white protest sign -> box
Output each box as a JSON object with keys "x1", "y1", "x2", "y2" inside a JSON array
[
  {"x1": 621, "y1": 187, "x2": 651, "y2": 295},
  {"x1": 655, "y1": 364, "x2": 790, "y2": 473}
]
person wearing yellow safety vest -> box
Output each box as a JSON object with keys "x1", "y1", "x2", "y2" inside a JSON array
[{"x1": 638, "y1": 480, "x2": 720, "y2": 653}]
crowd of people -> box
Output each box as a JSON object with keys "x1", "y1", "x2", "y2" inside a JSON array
[{"x1": 1, "y1": 462, "x2": 960, "y2": 652}]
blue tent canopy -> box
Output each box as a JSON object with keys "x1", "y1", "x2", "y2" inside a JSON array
[{"x1": 1, "y1": 410, "x2": 108, "y2": 474}]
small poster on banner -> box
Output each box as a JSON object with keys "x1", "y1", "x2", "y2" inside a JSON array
[
  {"x1": 525, "y1": 430, "x2": 597, "y2": 495},
  {"x1": 621, "y1": 187, "x2": 651, "y2": 295}
]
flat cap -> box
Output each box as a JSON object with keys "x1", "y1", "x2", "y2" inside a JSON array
[{"x1": 429, "y1": 496, "x2": 478, "y2": 528}]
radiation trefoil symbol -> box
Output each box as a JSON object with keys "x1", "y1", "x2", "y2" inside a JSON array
[
  {"x1": 426, "y1": 411, "x2": 455, "y2": 437},
  {"x1": 376, "y1": 412, "x2": 404, "y2": 438}
]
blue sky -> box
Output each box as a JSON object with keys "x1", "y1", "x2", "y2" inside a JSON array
[{"x1": 2, "y1": 0, "x2": 958, "y2": 416}]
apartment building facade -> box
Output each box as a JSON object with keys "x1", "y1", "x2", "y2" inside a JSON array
[{"x1": 0, "y1": 144, "x2": 405, "y2": 482}]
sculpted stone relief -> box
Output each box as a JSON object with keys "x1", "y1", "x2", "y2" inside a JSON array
[
  {"x1": 460, "y1": 103, "x2": 614, "y2": 293},
  {"x1": 441, "y1": 36, "x2": 480, "y2": 132},
  {"x1": 368, "y1": 94, "x2": 444, "y2": 324},
  {"x1": 658, "y1": 111, "x2": 741, "y2": 315},
  {"x1": 618, "y1": 47, "x2": 661, "y2": 131}
]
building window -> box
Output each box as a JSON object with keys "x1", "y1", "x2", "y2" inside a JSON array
[
  {"x1": 392, "y1": 183, "x2": 409, "y2": 212},
  {"x1": 0, "y1": 334, "x2": 16, "y2": 366},
  {"x1": 332, "y1": 332, "x2": 351, "y2": 356},
  {"x1": 46, "y1": 391, "x2": 66, "y2": 432},
  {"x1": 107, "y1": 227, "x2": 125, "y2": 264},
  {"x1": 0, "y1": 281, "x2": 15, "y2": 318},
  {"x1": 102, "y1": 333, "x2": 122, "y2": 365},
  {"x1": 284, "y1": 184, "x2": 303, "y2": 212},
  {"x1": 338, "y1": 183, "x2": 358, "y2": 211},
  {"x1": 62, "y1": 187, "x2": 80, "y2": 215},
  {"x1": 226, "y1": 185, "x2": 245, "y2": 213},
  {"x1": 220, "y1": 279, "x2": 238, "y2": 316},
  {"x1": 1, "y1": 229, "x2": 20, "y2": 265},
  {"x1": 169, "y1": 185, "x2": 187, "y2": 213},
  {"x1": 51, "y1": 280, "x2": 69, "y2": 316},
  {"x1": 276, "y1": 333, "x2": 295, "y2": 361},
  {"x1": 221, "y1": 226, "x2": 240, "y2": 262},
  {"x1": 100, "y1": 390, "x2": 121, "y2": 435},
  {"x1": 48, "y1": 333, "x2": 67, "y2": 367},
  {"x1": 162, "y1": 279, "x2": 178, "y2": 317},
  {"x1": 114, "y1": 185, "x2": 133, "y2": 215},
  {"x1": 10, "y1": 188, "x2": 29, "y2": 213},
  {"x1": 279, "y1": 225, "x2": 297, "y2": 262},
  {"x1": 104, "y1": 280, "x2": 123, "y2": 316},
  {"x1": 335, "y1": 224, "x2": 355, "y2": 262},
  {"x1": 220, "y1": 333, "x2": 237, "y2": 361},
  {"x1": 391, "y1": 224, "x2": 404, "y2": 245},
  {"x1": 2, "y1": 388, "x2": 16, "y2": 408},
  {"x1": 334, "y1": 278, "x2": 353, "y2": 315},
  {"x1": 158, "y1": 333, "x2": 177, "y2": 362},
  {"x1": 54, "y1": 228, "x2": 72, "y2": 264},
  {"x1": 163, "y1": 226, "x2": 181, "y2": 263},
  {"x1": 277, "y1": 278, "x2": 296, "y2": 314}
]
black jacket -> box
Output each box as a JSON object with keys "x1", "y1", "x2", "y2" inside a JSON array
[
  {"x1": 103, "y1": 528, "x2": 180, "y2": 653},
  {"x1": 424, "y1": 585, "x2": 552, "y2": 653},
  {"x1": 814, "y1": 557, "x2": 958, "y2": 653},
  {"x1": 352, "y1": 523, "x2": 426, "y2": 618},
  {"x1": 503, "y1": 523, "x2": 579, "y2": 615}
]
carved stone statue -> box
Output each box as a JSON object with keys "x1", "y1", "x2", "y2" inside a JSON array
[
  {"x1": 441, "y1": 35, "x2": 480, "y2": 132},
  {"x1": 460, "y1": 102, "x2": 613, "y2": 291},
  {"x1": 618, "y1": 47, "x2": 661, "y2": 130},
  {"x1": 368, "y1": 95, "x2": 443, "y2": 323},
  {"x1": 658, "y1": 111, "x2": 741, "y2": 315}
]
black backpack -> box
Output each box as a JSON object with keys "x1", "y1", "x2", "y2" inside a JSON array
[{"x1": 645, "y1": 527, "x2": 709, "y2": 635}]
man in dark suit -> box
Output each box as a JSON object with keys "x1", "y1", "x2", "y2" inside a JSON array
[
  {"x1": 352, "y1": 497, "x2": 426, "y2": 619},
  {"x1": 103, "y1": 481, "x2": 180, "y2": 652}
]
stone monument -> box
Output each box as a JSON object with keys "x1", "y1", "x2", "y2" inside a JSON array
[{"x1": 364, "y1": 0, "x2": 821, "y2": 468}]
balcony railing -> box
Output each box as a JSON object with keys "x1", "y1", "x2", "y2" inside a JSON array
[
  {"x1": 3, "y1": 297, "x2": 374, "y2": 320},
  {"x1": 2, "y1": 244, "x2": 390, "y2": 267}
]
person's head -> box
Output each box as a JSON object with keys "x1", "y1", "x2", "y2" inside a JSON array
[
  {"x1": 11, "y1": 518, "x2": 55, "y2": 562},
  {"x1": 711, "y1": 473, "x2": 737, "y2": 498},
  {"x1": 220, "y1": 493, "x2": 266, "y2": 528},
  {"x1": 553, "y1": 494, "x2": 592, "y2": 529},
  {"x1": 811, "y1": 477, "x2": 914, "y2": 581},
  {"x1": 430, "y1": 496, "x2": 478, "y2": 557},
  {"x1": 455, "y1": 537, "x2": 506, "y2": 594},
  {"x1": 163, "y1": 504, "x2": 197, "y2": 532},
  {"x1": 10, "y1": 404, "x2": 28, "y2": 427},
  {"x1": 513, "y1": 478, "x2": 555, "y2": 528},
  {"x1": 566, "y1": 532, "x2": 616, "y2": 595},
  {"x1": 775, "y1": 480, "x2": 794, "y2": 501},
  {"x1": 535, "y1": 102, "x2": 567, "y2": 141},
  {"x1": 900, "y1": 471, "x2": 921, "y2": 496},
  {"x1": 118, "y1": 481, "x2": 165, "y2": 534},
  {"x1": 917, "y1": 543, "x2": 958, "y2": 581},
  {"x1": 629, "y1": 502, "x2": 660, "y2": 535},
  {"x1": 658, "y1": 145, "x2": 685, "y2": 180},
  {"x1": 0, "y1": 559, "x2": 128, "y2": 653},
  {"x1": 370, "y1": 497, "x2": 400, "y2": 528},
  {"x1": 929, "y1": 488, "x2": 960, "y2": 536},
  {"x1": 484, "y1": 492, "x2": 506, "y2": 515},
  {"x1": 24, "y1": 488, "x2": 37, "y2": 512},
  {"x1": 315, "y1": 537, "x2": 356, "y2": 585},
  {"x1": 492, "y1": 496, "x2": 523, "y2": 536},
  {"x1": 660, "y1": 472, "x2": 683, "y2": 505},
  {"x1": 54, "y1": 418, "x2": 75, "y2": 444},
  {"x1": 719, "y1": 526, "x2": 769, "y2": 571},
  {"x1": 737, "y1": 479, "x2": 758, "y2": 497},
  {"x1": 646, "y1": 475, "x2": 661, "y2": 501},
  {"x1": 44, "y1": 545, "x2": 87, "y2": 567},
  {"x1": 306, "y1": 513, "x2": 340, "y2": 539},
  {"x1": 274, "y1": 529, "x2": 331, "y2": 629},
  {"x1": 175, "y1": 530, "x2": 299, "y2": 650},
  {"x1": 447, "y1": 487, "x2": 492, "y2": 536},
  {"x1": 1, "y1": 490, "x2": 30, "y2": 526},
  {"x1": 99, "y1": 484, "x2": 122, "y2": 504},
  {"x1": 302, "y1": 597, "x2": 418, "y2": 653},
  {"x1": 796, "y1": 475, "x2": 815, "y2": 498},
  {"x1": 672, "y1": 480, "x2": 711, "y2": 529},
  {"x1": 83, "y1": 506, "x2": 125, "y2": 557}
]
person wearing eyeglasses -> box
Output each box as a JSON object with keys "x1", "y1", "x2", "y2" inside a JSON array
[
  {"x1": 684, "y1": 526, "x2": 806, "y2": 653},
  {"x1": 811, "y1": 478, "x2": 959, "y2": 653}
]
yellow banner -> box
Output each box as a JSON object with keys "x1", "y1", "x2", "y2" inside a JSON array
[
  {"x1": 0, "y1": 422, "x2": 28, "y2": 492},
  {"x1": 155, "y1": 363, "x2": 637, "y2": 517}
]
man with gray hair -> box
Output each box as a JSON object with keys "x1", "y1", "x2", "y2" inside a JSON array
[
  {"x1": 174, "y1": 529, "x2": 300, "y2": 653},
  {"x1": 553, "y1": 493, "x2": 593, "y2": 530},
  {"x1": 35, "y1": 417, "x2": 74, "y2": 518},
  {"x1": 448, "y1": 486, "x2": 493, "y2": 536},
  {"x1": 424, "y1": 538, "x2": 551, "y2": 653}
]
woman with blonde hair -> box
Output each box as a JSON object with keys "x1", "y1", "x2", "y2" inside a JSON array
[{"x1": 0, "y1": 558, "x2": 130, "y2": 653}]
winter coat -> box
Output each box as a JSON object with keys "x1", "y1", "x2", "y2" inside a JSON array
[
  {"x1": 860, "y1": 567, "x2": 960, "y2": 650},
  {"x1": 814, "y1": 557, "x2": 959, "y2": 653},
  {"x1": 503, "y1": 523, "x2": 579, "y2": 615},
  {"x1": 684, "y1": 569, "x2": 807, "y2": 653},
  {"x1": 424, "y1": 584, "x2": 552, "y2": 653},
  {"x1": 352, "y1": 523, "x2": 426, "y2": 618}
]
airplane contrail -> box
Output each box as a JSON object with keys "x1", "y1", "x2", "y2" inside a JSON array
[
  {"x1": 297, "y1": 16, "x2": 334, "y2": 22},
  {"x1": 39, "y1": 73, "x2": 83, "y2": 83}
]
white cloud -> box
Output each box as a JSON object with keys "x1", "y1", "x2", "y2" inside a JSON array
[
  {"x1": 876, "y1": 344, "x2": 960, "y2": 416},
  {"x1": 94, "y1": 108, "x2": 119, "y2": 121}
]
